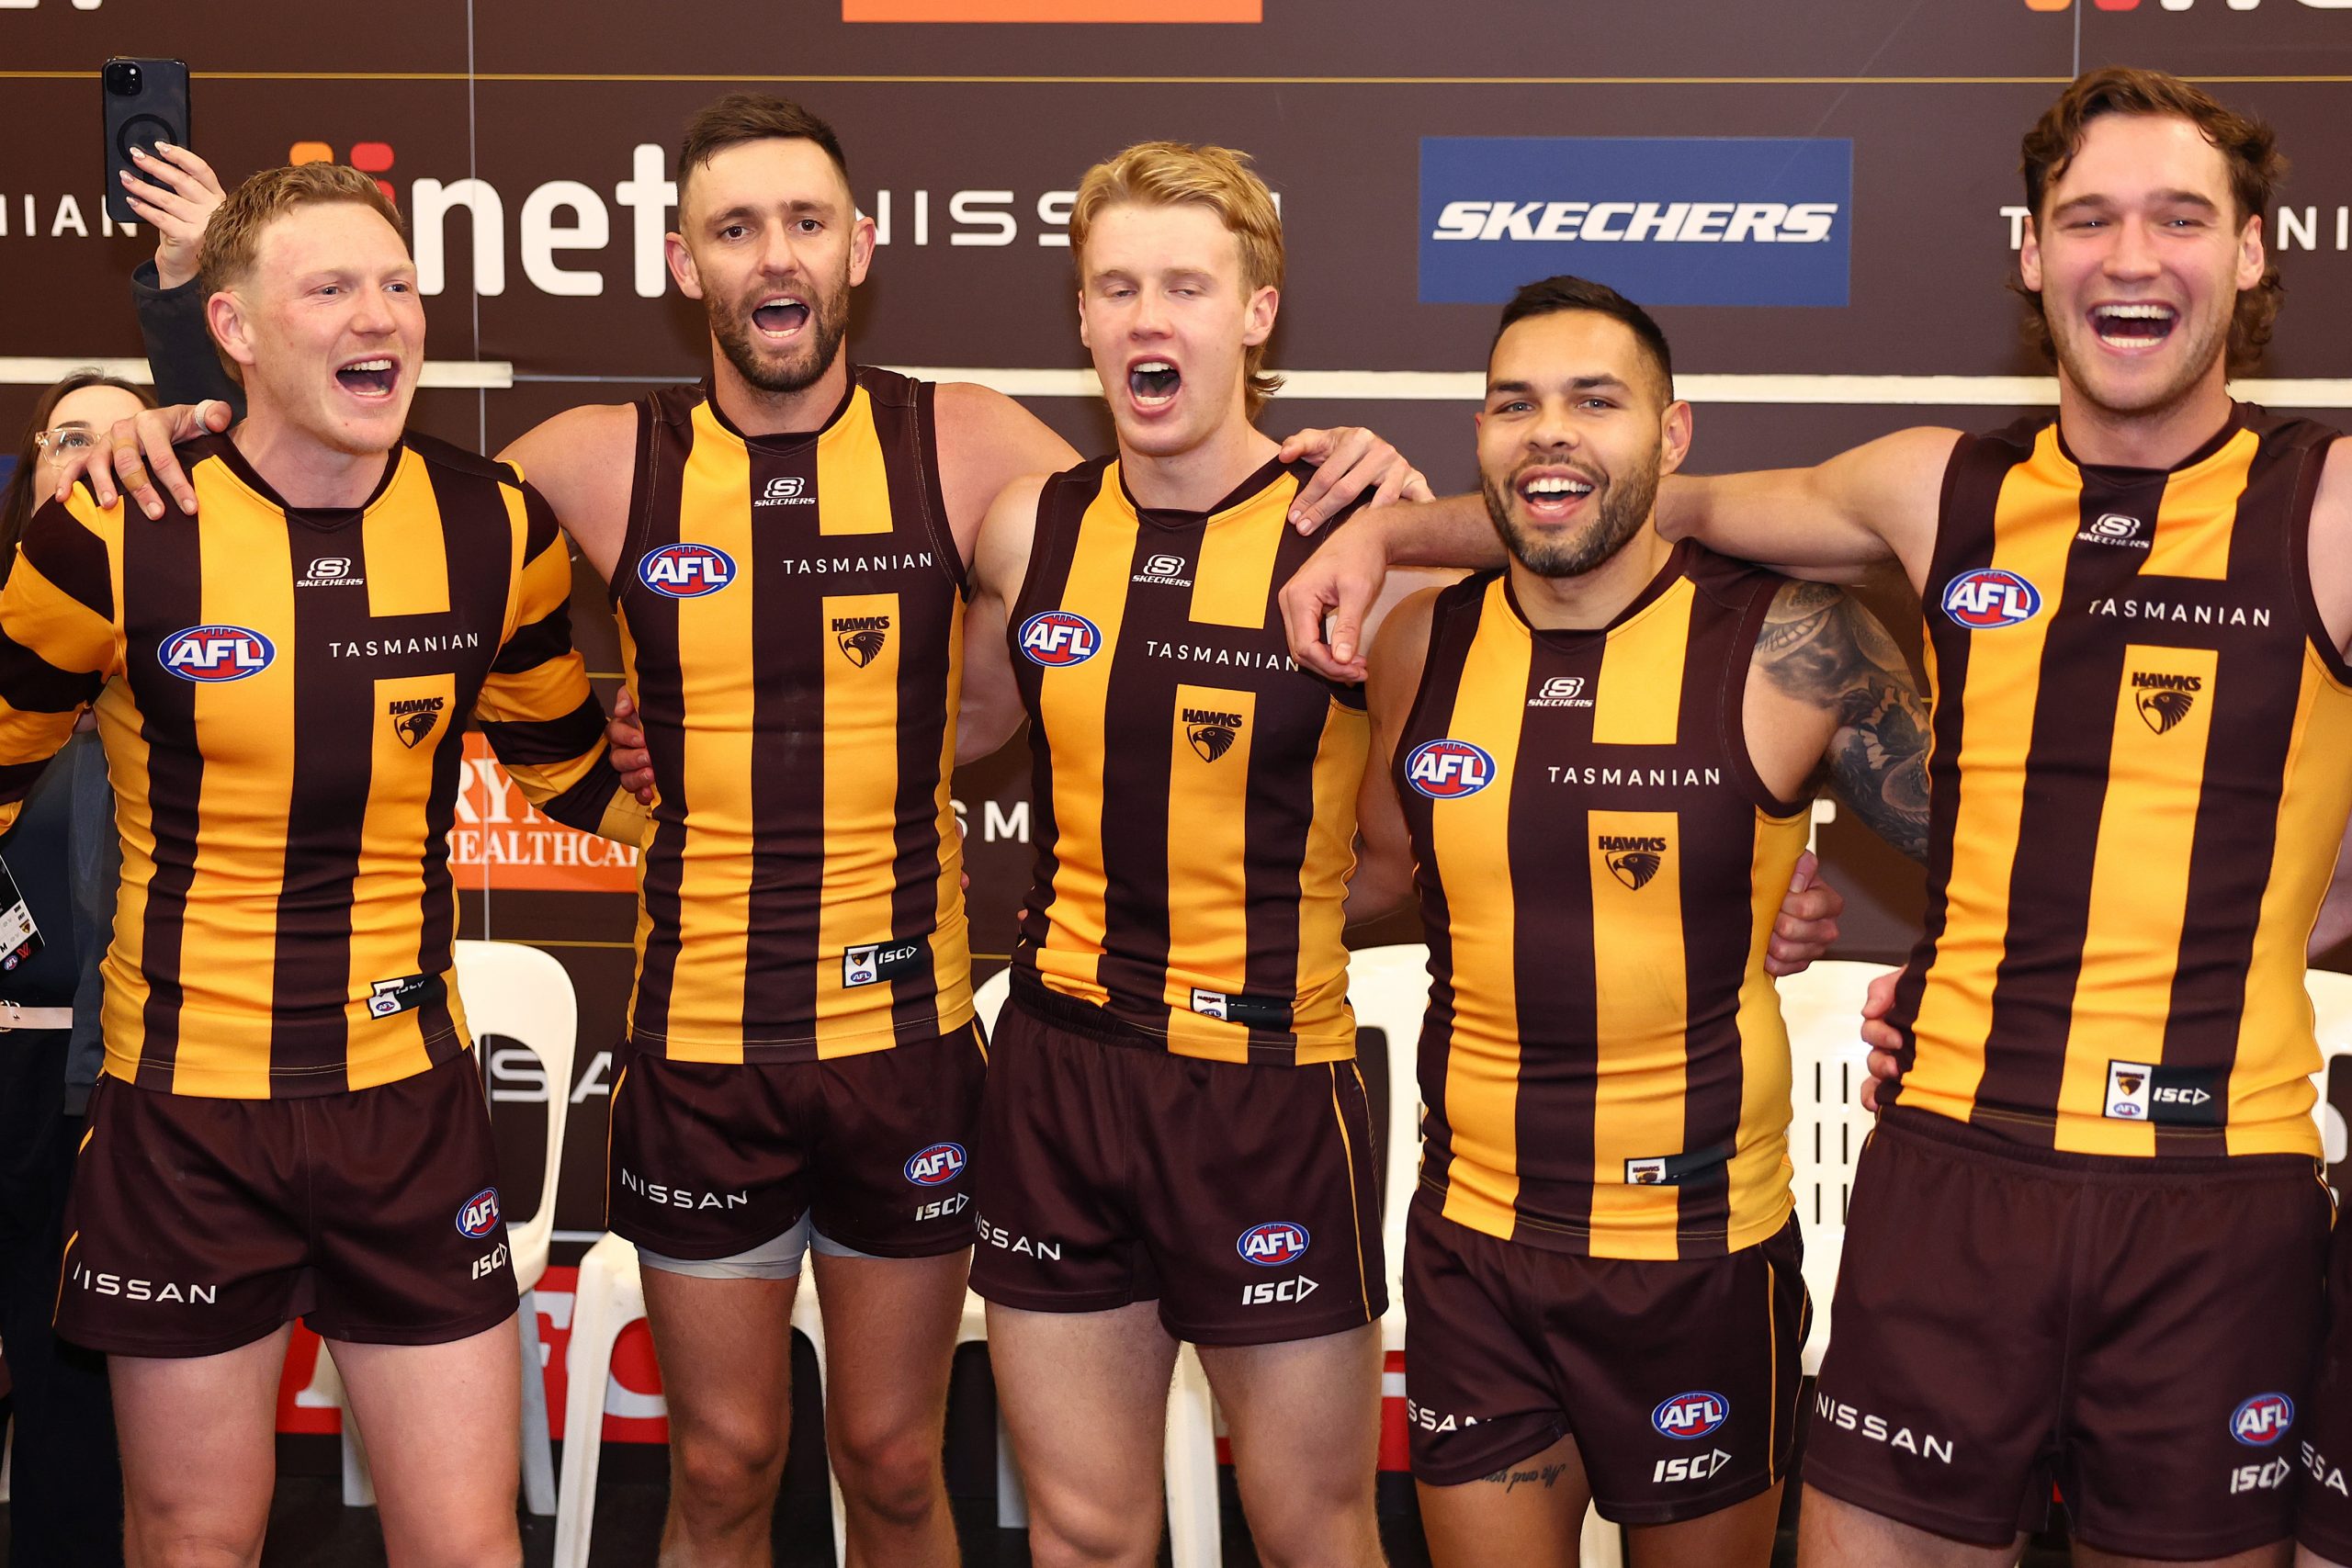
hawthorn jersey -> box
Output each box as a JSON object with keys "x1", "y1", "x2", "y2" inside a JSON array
[
  {"x1": 1396, "y1": 547, "x2": 1809, "y2": 1260},
  {"x1": 1010, "y1": 456, "x2": 1368, "y2": 1065},
  {"x1": 616, "y1": 370, "x2": 972, "y2": 1064},
  {"x1": 1885, "y1": 405, "x2": 2352, "y2": 1157},
  {"x1": 0, "y1": 432, "x2": 631, "y2": 1099}
]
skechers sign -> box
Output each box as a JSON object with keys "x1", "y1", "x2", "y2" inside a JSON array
[{"x1": 1419, "y1": 138, "x2": 1852, "y2": 307}]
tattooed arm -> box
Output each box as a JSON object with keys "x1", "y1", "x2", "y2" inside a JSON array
[{"x1": 1747, "y1": 580, "x2": 1931, "y2": 863}]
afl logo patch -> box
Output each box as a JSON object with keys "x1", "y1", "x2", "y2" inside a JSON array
[
  {"x1": 456, "y1": 1188, "x2": 502, "y2": 1240},
  {"x1": 638, "y1": 543, "x2": 737, "y2": 598},
  {"x1": 1019, "y1": 610, "x2": 1102, "y2": 667},
  {"x1": 1652, "y1": 1391, "x2": 1730, "y2": 1440},
  {"x1": 2232, "y1": 1393, "x2": 2295, "y2": 1447},
  {"x1": 1940, "y1": 568, "x2": 2041, "y2": 629},
  {"x1": 1237, "y1": 1221, "x2": 1311, "y2": 1268},
  {"x1": 1405, "y1": 739, "x2": 1497, "y2": 799},
  {"x1": 903, "y1": 1142, "x2": 967, "y2": 1187},
  {"x1": 158, "y1": 625, "x2": 275, "y2": 682}
]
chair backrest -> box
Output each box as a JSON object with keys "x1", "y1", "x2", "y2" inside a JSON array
[
  {"x1": 1346, "y1": 943, "x2": 1432, "y2": 1301},
  {"x1": 974, "y1": 965, "x2": 1012, "y2": 1037},
  {"x1": 1773, "y1": 960, "x2": 1894, "y2": 1231},
  {"x1": 2310, "y1": 968, "x2": 2352, "y2": 1168},
  {"x1": 454, "y1": 940, "x2": 579, "y2": 1279}
]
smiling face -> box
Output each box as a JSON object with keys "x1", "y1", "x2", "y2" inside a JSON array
[
  {"x1": 1476, "y1": 309, "x2": 1689, "y2": 579},
  {"x1": 671, "y1": 137, "x2": 874, "y2": 399},
  {"x1": 209, "y1": 200, "x2": 423, "y2": 459},
  {"x1": 2021, "y1": 112, "x2": 2265, "y2": 421},
  {"x1": 1077, "y1": 200, "x2": 1277, "y2": 461}
]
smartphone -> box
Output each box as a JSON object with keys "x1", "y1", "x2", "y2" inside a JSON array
[{"x1": 102, "y1": 57, "x2": 191, "y2": 226}]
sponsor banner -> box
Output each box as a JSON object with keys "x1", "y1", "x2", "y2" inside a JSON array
[
  {"x1": 1419, "y1": 136, "x2": 1852, "y2": 307},
  {"x1": 453, "y1": 733, "x2": 640, "y2": 894}
]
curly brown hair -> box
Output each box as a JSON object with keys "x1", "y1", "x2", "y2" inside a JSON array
[{"x1": 2015, "y1": 66, "x2": 2286, "y2": 375}]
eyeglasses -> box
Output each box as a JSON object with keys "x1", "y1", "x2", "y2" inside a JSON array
[{"x1": 32, "y1": 426, "x2": 102, "y2": 456}]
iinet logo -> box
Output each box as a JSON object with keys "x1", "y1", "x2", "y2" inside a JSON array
[
  {"x1": 288, "y1": 140, "x2": 397, "y2": 205},
  {"x1": 0, "y1": 2, "x2": 106, "y2": 9},
  {"x1": 2024, "y1": 0, "x2": 2350, "y2": 9}
]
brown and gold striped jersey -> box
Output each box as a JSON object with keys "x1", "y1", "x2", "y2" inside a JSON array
[
  {"x1": 616, "y1": 370, "x2": 972, "y2": 1064},
  {"x1": 1886, "y1": 405, "x2": 2352, "y2": 1156},
  {"x1": 1397, "y1": 547, "x2": 1809, "y2": 1260},
  {"x1": 1010, "y1": 456, "x2": 1368, "y2": 1065},
  {"x1": 0, "y1": 432, "x2": 633, "y2": 1099}
]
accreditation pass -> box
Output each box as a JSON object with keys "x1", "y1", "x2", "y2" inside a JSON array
[{"x1": 0, "y1": 853, "x2": 41, "y2": 972}]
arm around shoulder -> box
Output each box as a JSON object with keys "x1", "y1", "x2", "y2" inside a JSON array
[
  {"x1": 933, "y1": 381, "x2": 1082, "y2": 562},
  {"x1": 1658, "y1": 425, "x2": 1962, "y2": 587}
]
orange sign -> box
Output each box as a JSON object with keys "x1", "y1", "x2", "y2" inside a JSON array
[
  {"x1": 844, "y1": 0, "x2": 1258, "y2": 19},
  {"x1": 453, "y1": 733, "x2": 640, "y2": 894}
]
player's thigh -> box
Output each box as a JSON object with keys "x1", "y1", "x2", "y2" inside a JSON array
[
  {"x1": 1196, "y1": 1321, "x2": 1382, "y2": 1504},
  {"x1": 2075, "y1": 1546, "x2": 2292, "y2": 1568},
  {"x1": 332, "y1": 1317, "x2": 523, "y2": 1562},
  {"x1": 808, "y1": 1247, "x2": 968, "y2": 1460},
  {"x1": 1413, "y1": 1433, "x2": 1589, "y2": 1568},
  {"x1": 640, "y1": 1265, "x2": 800, "y2": 1460},
  {"x1": 109, "y1": 1325, "x2": 292, "y2": 1562},
  {"x1": 1627, "y1": 1480, "x2": 1781, "y2": 1568},
  {"x1": 1796, "y1": 1483, "x2": 2025, "y2": 1568},
  {"x1": 987, "y1": 1300, "x2": 1180, "y2": 1535},
  {"x1": 2298, "y1": 1549, "x2": 2352, "y2": 1568}
]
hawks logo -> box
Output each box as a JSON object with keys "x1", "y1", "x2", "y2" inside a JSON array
[
  {"x1": 638, "y1": 543, "x2": 736, "y2": 598},
  {"x1": 1940, "y1": 568, "x2": 2042, "y2": 629},
  {"x1": 2131, "y1": 671, "x2": 2200, "y2": 734},
  {"x1": 455, "y1": 1188, "x2": 502, "y2": 1240},
  {"x1": 1020, "y1": 611, "x2": 1102, "y2": 667},
  {"x1": 833, "y1": 615, "x2": 890, "y2": 667},
  {"x1": 1405, "y1": 739, "x2": 1496, "y2": 798},
  {"x1": 2233, "y1": 1393, "x2": 2295, "y2": 1448},
  {"x1": 158, "y1": 626, "x2": 275, "y2": 682},
  {"x1": 1183, "y1": 705, "x2": 1243, "y2": 761},
  {"x1": 1600, "y1": 834, "x2": 1668, "y2": 890},
  {"x1": 387, "y1": 694, "x2": 446, "y2": 749}
]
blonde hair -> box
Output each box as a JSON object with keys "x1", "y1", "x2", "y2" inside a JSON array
[
  {"x1": 1069, "y1": 141, "x2": 1285, "y2": 414},
  {"x1": 198, "y1": 162, "x2": 406, "y2": 299}
]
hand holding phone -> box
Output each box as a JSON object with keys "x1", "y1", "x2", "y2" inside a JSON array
[{"x1": 103, "y1": 58, "x2": 191, "y2": 227}]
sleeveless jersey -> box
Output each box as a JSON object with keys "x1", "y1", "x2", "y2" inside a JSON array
[
  {"x1": 1886, "y1": 405, "x2": 2352, "y2": 1156},
  {"x1": 1010, "y1": 455, "x2": 1368, "y2": 1065},
  {"x1": 615, "y1": 369, "x2": 972, "y2": 1064},
  {"x1": 1397, "y1": 547, "x2": 1810, "y2": 1260},
  {"x1": 0, "y1": 432, "x2": 629, "y2": 1098}
]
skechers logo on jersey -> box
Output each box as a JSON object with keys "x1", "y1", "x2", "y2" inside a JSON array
[
  {"x1": 1237, "y1": 1221, "x2": 1310, "y2": 1268},
  {"x1": 1419, "y1": 137, "x2": 1851, "y2": 307},
  {"x1": 1184, "y1": 706, "x2": 1244, "y2": 761},
  {"x1": 1020, "y1": 611, "x2": 1102, "y2": 666},
  {"x1": 1241, "y1": 1276, "x2": 1320, "y2": 1306},
  {"x1": 1653, "y1": 1392, "x2": 1730, "y2": 1439},
  {"x1": 2079, "y1": 513, "x2": 2151, "y2": 549},
  {"x1": 1133, "y1": 552, "x2": 1193, "y2": 588},
  {"x1": 618, "y1": 1168, "x2": 751, "y2": 1211},
  {"x1": 68, "y1": 1263, "x2": 219, "y2": 1304},
  {"x1": 159, "y1": 626, "x2": 275, "y2": 682},
  {"x1": 1654, "y1": 1450, "x2": 1734, "y2": 1483},
  {"x1": 1407, "y1": 739, "x2": 1497, "y2": 798},
  {"x1": 2132, "y1": 671, "x2": 2201, "y2": 734},
  {"x1": 834, "y1": 615, "x2": 890, "y2": 667},
  {"x1": 639, "y1": 543, "x2": 736, "y2": 598},
  {"x1": 2233, "y1": 1393, "x2": 2296, "y2": 1447},
  {"x1": 456, "y1": 1187, "x2": 502, "y2": 1240},
  {"x1": 756, "y1": 475, "x2": 815, "y2": 507},
  {"x1": 300, "y1": 555, "x2": 364, "y2": 588},
  {"x1": 366, "y1": 973, "x2": 432, "y2": 1018},
  {"x1": 904, "y1": 1142, "x2": 967, "y2": 1186},
  {"x1": 843, "y1": 940, "x2": 922, "y2": 988},
  {"x1": 2102, "y1": 1059, "x2": 2222, "y2": 1125},
  {"x1": 1941, "y1": 568, "x2": 2042, "y2": 629},
  {"x1": 1528, "y1": 674, "x2": 1591, "y2": 708},
  {"x1": 388, "y1": 694, "x2": 446, "y2": 749},
  {"x1": 1600, "y1": 835, "x2": 1668, "y2": 890}
]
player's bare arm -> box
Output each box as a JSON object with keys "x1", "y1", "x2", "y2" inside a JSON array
[
  {"x1": 496, "y1": 401, "x2": 639, "y2": 583},
  {"x1": 1654, "y1": 425, "x2": 1957, "y2": 593},
  {"x1": 959, "y1": 467, "x2": 1055, "y2": 763},
  {"x1": 2311, "y1": 434, "x2": 2352, "y2": 660},
  {"x1": 1747, "y1": 580, "x2": 1932, "y2": 863},
  {"x1": 1351, "y1": 581, "x2": 1442, "y2": 927}
]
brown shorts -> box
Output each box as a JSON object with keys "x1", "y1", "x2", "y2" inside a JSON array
[
  {"x1": 2298, "y1": 1209, "x2": 2352, "y2": 1562},
  {"x1": 605, "y1": 1021, "x2": 987, "y2": 1261},
  {"x1": 58, "y1": 1052, "x2": 517, "y2": 1358},
  {"x1": 1402, "y1": 1196, "x2": 1805, "y2": 1522},
  {"x1": 1807, "y1": 1108, "x2": 2330, "y2": 1558},
  {"x1": 967, "y1": 976, "x2": 1384, "y2": 1347}
]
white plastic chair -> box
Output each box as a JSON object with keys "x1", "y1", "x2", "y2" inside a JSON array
[
  {"x1": 338, "y1": 940, "x2": 576, "y2": 1514},
  {"x1": 2311, "y1": 968, "x2": 2352, "y2": 1166},
  {"x1": 1774, "y1": 960, "x2": 1895, "y2": 1376}
]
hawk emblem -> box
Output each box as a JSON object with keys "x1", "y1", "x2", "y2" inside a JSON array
[
  {"x1": 1188, "y1": 723, "x2": 1238, "y2": 762},
  {"x1": 2137, "y1": 689, "x2": 2195, "y2": 734},
  {"x1": 1608, "y1": 851, "x2": 1664, "y2": 891},
  {"x1": 838, "y1": 627, "x2": 888, "y2": 667}
]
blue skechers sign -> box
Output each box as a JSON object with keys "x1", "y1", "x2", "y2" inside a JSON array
[{"x1": 1419, "y1": 137, "x2": 1852, "y2": 308}]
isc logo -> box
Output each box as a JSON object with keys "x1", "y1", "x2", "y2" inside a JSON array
[
  {"x1": 1653, "y1": 1448, "x2": 1734, "y2": 1483},
  {"x1": 1940, "y1": 568, "x2": 2042, "y2": 629},
  {"x1": 1237, "y1": 1221, "x2": 1311, "y2": 1268},
  {"x1": 904, "y1": 1142, "x2": 967, "y2": 1187},
  {"x1": 2233, "y1": 1393, "x2": 2296, "y2": 1447},
  {"x1": 1653, "y1": 1391, "x2": 1731, "y2": 1440},
  {"x1": 158, "y1": 625, "x2": 275, "y2": 683},
  {"x1": 1405, "y1": 739, "x2": 1498, "y2": 799},
  {"x1": 639, "y1": 543, "x2": 737, "y2": 598},
  {"x1": 1020, "y1": 611, "x2": 1102, "y2": 667},
  {"x1": 455, "y1": 1187, "x2": 502, "y2": 1240}
]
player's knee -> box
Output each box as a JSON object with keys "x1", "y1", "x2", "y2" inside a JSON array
[
  {"x1": 826, "y1": 1419, "x2": 943, "y2": 1526},
  {"x1": 130, "y1": 1520, "x2": 268, "y2": 1568},
  {"x1": 668, "y1": 1409, "x2": 788, "y2": 1513},
  {"x1": 1023, "y1": 1486, "x2": 1163, "y2": 1568}
]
